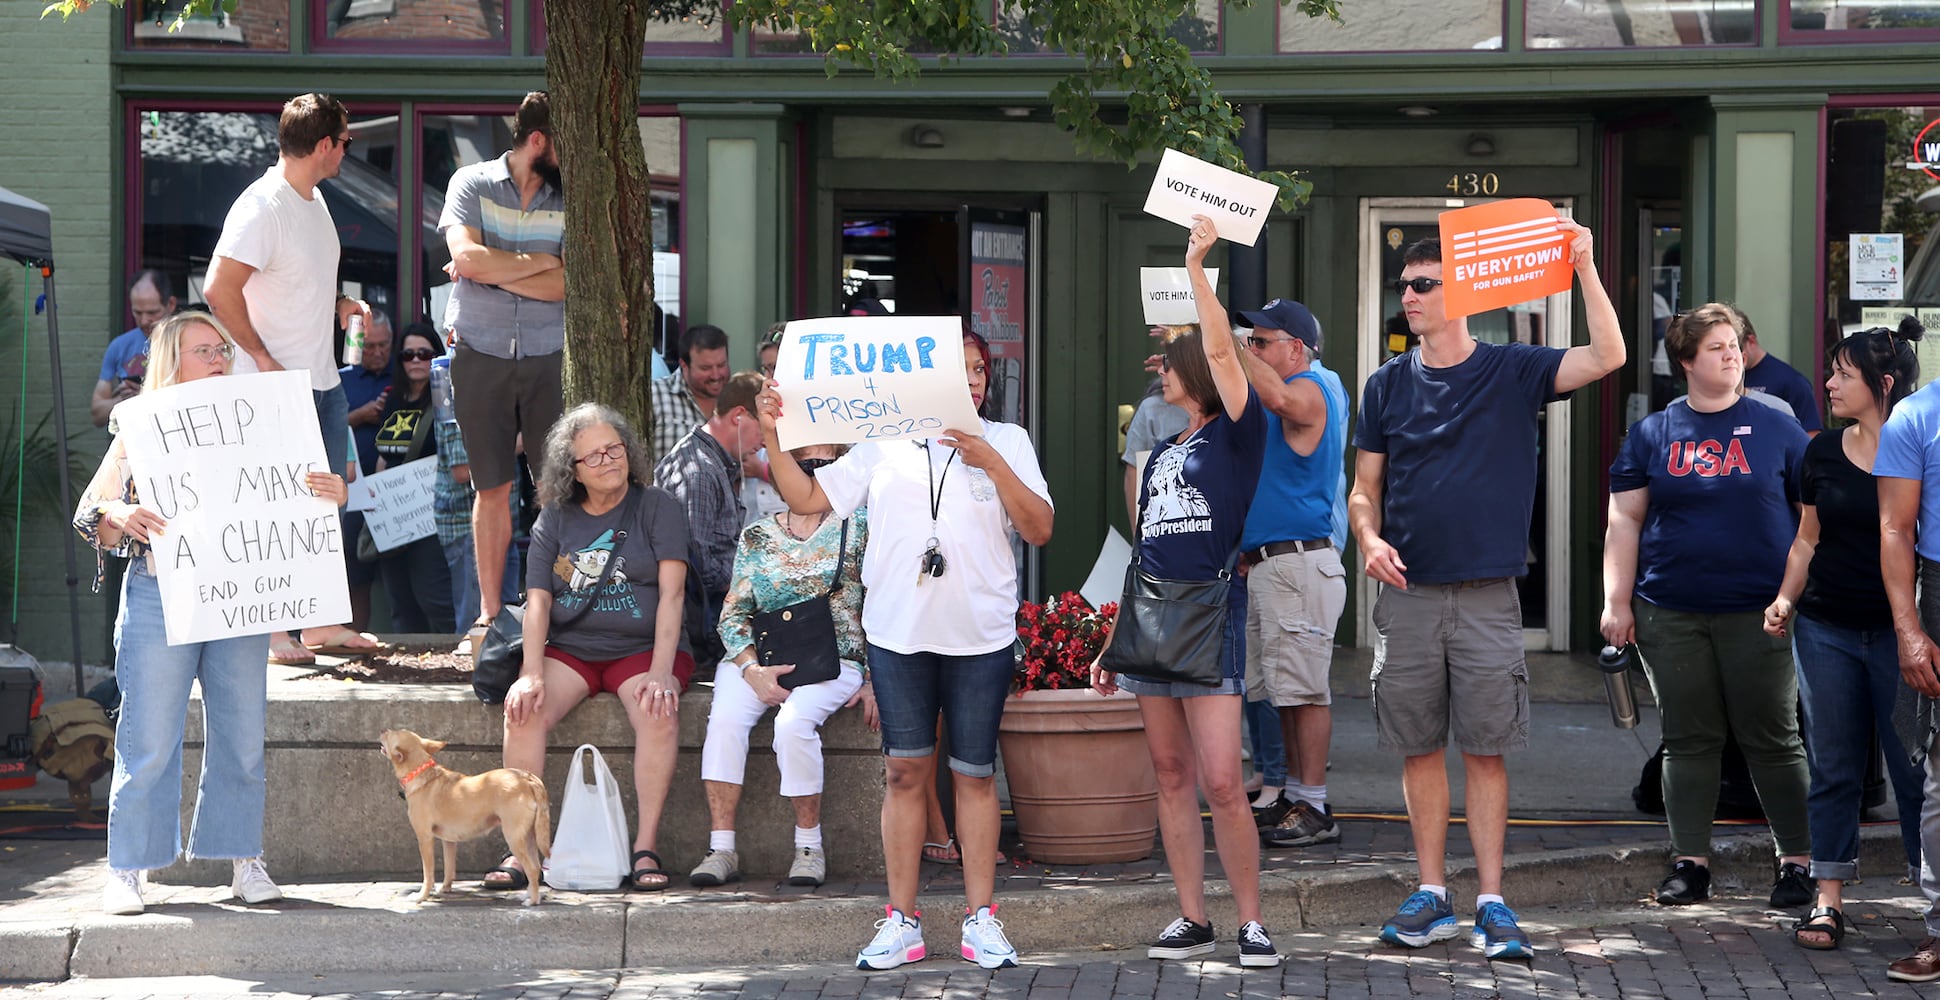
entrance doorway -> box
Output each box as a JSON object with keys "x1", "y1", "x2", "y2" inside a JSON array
[{"x1": 1355, "y1": 197, "x2": 1576, "y2": 652}]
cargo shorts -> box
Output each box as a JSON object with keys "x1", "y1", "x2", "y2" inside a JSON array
[{"x1": 1369, "y1": 578, "x2": 1529, "y2": 756}]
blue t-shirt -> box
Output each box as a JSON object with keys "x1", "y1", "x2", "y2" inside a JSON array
[
  {"x1": 98, "y1": 328, "x2": 148, "y2": 385},
  {"x1": 1609, "y1": 397, "x2": 1807, "y2": 613},
  {"x1": 1136, "y1": 388, "x2": 1267, "y2": 581},
  {"x1": 1877, "y1": 381, "x2": 1940, "y2": 561},
  {"x1": 1352, "y1": 341, "x2": 1566, "y2": 584},
  {"x1": 1744, "y1": 354, "x2": 1823, "y2": 433},
  {"x1": 340, "y1": 361, "x2": 394, "y2": 476},
  {"x1": 1242, "y1": 367, "x2": 1348, "y2": 550}
]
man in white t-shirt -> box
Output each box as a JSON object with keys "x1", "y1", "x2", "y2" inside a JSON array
[{"x1": 204, "y1": 92, "x2": 379, "y2": 662}]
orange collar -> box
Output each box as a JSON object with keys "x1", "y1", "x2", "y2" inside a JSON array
[{"x1": 399, "y1": 758, "x2": 437, "y2": 786}]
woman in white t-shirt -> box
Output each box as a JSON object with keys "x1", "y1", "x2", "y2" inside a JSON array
[{"x1": 756, "y1": 330, "x2": 1053, "y2": 972}]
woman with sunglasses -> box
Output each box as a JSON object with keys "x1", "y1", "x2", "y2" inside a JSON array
[
  {"x1": 370, "y1": 323, "x2": 455, "y2": 633},
  {"x1": 689, "y1": 443, "x2": 875, "y2": 890},
  {"x1": 76, "y1": 312, "x2": 349, "y2": 915},
  {"x1": 1763, "y1": 319, "x2": 1924, "y2": 949}
]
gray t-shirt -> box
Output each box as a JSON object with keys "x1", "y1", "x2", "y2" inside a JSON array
[
  {"x1": 1123, "y1": 389, "x2": 1190, "y2": 465},
  {"x1": 437, "y1": 153, "x2": 565, "y2": 359},
  {"x1": 525, "y1": 484, "x2": 689, "y2": 661}
]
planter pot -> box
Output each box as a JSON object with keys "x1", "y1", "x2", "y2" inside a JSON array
[{"x1": 998, "y1": 687, "x2": 1158, "y2": 864}]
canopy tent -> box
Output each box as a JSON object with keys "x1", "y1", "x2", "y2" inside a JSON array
[{"x1": 0, "y1": 184, "x2": 84, "y2": 695}]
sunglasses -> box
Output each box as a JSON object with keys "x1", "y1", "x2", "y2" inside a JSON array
[
  {"x1": 332, "y1": 134, "x2": 355, "y2": 152},
  {"x1": 797, "y1": 457, "x2": 836, "y2": 475},
  {"x1": 1246, "y1": 335, "x2": 1295, "y2": 349},
  {"x1": 1392, "y1": 277, "x2": 1444, "y2": 295},
  {"x1": 398, "y1": 348, "x2": 438, "y2": 361},
  {"x1": 1159, "y1": 356, "x2": 1172, "y2": 372},
  {"x1": 185, "y1": 343, "x2": 235, "y2": 363},
  {"x1": 574, "y1": 442, "x2": 627, "y2": 468}
]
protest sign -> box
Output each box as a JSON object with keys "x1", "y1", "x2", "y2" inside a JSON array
[
  {"x1": 1080, "y1": 528, "x2": 1134, "y2": 612},
  {"x1": 360, "y1": 457, "x2": 438, "y2": 553},
  {"x1": 1437, "y1": 199, "x2": 1573, "y2": 320},
  {"x1": 1141, "y1": 149, "x2": 1278, "y2": 247},
  {"x1": 1139, "y1": 267, "x2": 1220, "y2": 325},
  {"x1": 773, "y1": 316, "x2": 983, "y2": 450},
  {"x1": 114, "y1": 370, "x2": 350, "y2": 645}
]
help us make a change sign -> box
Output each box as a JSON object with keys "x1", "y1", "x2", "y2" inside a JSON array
[
  {"x1": 1437, "y1": 199, "x2": 1574, "y2": 320},
  {"x1": 114, "y1": 370, "x2": 351, "y2": 645},
  {"x1": 1142, "y1": 149, "x2": 1278, "y2": 247},
  {"x1": 773, "y1": 316, "x2": 984, "y2": 451}
]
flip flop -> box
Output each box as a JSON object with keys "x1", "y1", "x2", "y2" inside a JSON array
[
  {"x1": 922, "y1": 838, "x2": 960, "y2": 863},
  {"x1": 630, "y1": 849, "x2": 670, "y2": 891},
  {"x1": 269, "y1": 637, "x2": 316, "y2": 666},
  {"x1": 304, "y1": 628, "x2": 388, "y2": 655},
  {"x1": 481, "y1": 857, "x2": 529, "y2": 891}
]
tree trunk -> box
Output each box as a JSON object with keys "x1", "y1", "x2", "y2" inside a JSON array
[{"x1": 545, "y1": 0, "x2": 654, "y2": 438}]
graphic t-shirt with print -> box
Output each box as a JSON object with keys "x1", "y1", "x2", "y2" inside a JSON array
[
  {"x1": 525, "y1": 484, "x2": 690, "y2": 661},
  {"x1": 1135, "y1": 388, "x2": 1268, "y2": 581},
  {"x1": 373, "y1": 390, "x2": 435, "y2": 466}
]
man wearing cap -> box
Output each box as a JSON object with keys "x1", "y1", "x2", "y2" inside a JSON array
[{"x1": 1232, "y1": 299, "x2": 1350, "y2": 852}]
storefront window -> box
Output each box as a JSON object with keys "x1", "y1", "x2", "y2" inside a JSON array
[
  {"x1": 528, "y1": 1, "x2": 731, "y2": 54},
  {"x1": 1525, "y1": 0, "x2": 1754, "y2": 48},
  {"x1": 1279, "y1": 0, "x2": 1504, "y2": 51},
  {"x1": 996, "y1": 0, "x2": 1221, "y2": 54},
  {"x1": 1787, "y1": 1, "x2": 1940, "y2": 36},
  {"x1": 317, "y1": 0, "x2": 508, "y2": 50},
  {"x1": 132, "y1": 107, "x2": 401, "y2": 333},
  {"x1": 127, "y1": 0, "x2": 289, "y2": 51},
  {"x1": 1821, "y1": 104, "x2": 1940, "y2": 383}
]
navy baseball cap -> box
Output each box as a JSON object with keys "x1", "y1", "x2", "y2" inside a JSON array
[{"x1": 1236, "y1": 299, "x2": 1319, "y2": 349}]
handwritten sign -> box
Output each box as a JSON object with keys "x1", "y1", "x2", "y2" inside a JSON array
[
  {"x1": 114, "y1": 371, "x2": 351, "y2": 645},
  {"x1": 1141, "y1": 149, "x2": 1278, "y2": 247},
  {"x1": 772, "y1": 316, "x2": 983, "y2": 451},
  {"x1": 1139, "y1": 267, "x2": 1220, "y2": 325},
  {"x1": 357, "y1": 457, "x2": 438, "y2": 553},
  {"x1": 1437, "y1": 199, "x2": 1573, "y2": 320}
]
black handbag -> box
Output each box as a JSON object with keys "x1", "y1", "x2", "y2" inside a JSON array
[
  {"x1": 473, "y1": 486, "x2": 639, "y2": 704},
  {"x1": 1098, "y1": 550, "x2": 1237, "y2": 687},
  {"x1": 751, "y1": 517, "x2": 850, "y2": 691}
]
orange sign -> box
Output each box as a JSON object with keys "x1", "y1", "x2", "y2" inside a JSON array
[{"x1": 1437, "y1": 199, "x2": 1572, "y2": 320}]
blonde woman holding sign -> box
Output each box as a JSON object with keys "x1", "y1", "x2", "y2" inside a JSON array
[{"x1": 74, "y1": 312, "x2": 348, "y2": 916}]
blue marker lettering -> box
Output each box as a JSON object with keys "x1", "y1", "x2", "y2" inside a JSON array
[
  {"x1": 915, "y1": 336, "x2": 936, "y2": 370},
  {"x1": 799, "y1": 332, "x2": 842, "y2": 379},
  {"x1": 854, "y1": 343, "x2": 877, "y2": 373},
  {"x1": 828, "y1": 343, "x2": 855, "y2": 375},
  {"x1": 881, "y1": 343, "x2": 911, "y2": 373}
]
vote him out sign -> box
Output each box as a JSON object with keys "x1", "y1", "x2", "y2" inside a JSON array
[{"x1": 1436, "y1": 199, "x2": 1574, "y2": 320}]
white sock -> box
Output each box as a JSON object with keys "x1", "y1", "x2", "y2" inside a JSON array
[
  {"x1": 1420, "y1": 883, "x2": 1448, "y2": 901},
  {"x1": 1253, "y1": 786, "x2": 1283, "y2": 807},
  {"x1": 1476, "y1": 893, "x2": 1505, "y2": 908},
  {"x1": 710, "y1": 830, "x2": 736, "y2": 853},
  {"x1": 795, "y1": 824, "x2": 823, "y2": 850},
  {"x1": 1305, "y1": 784, "x2": 1328, "y2": 811}
]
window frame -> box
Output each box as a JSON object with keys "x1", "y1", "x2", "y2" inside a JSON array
[
  {"x1": 1780, "y1": 1, "x2": 1940, "y2": 44},
  {"x1": 310, "y1": 0, "x2": 514, "y2": 55}
]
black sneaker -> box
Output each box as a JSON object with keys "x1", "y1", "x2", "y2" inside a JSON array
[
  {"x1": 1238, "y1": 920, "x2": 1282, "y2": 968},
  {"x1": 1252, "y1": 792, "x2": 1294, "y2": 829},
  {"x1": 1770, "y1": 861, "x2": 1812, "y2": 908},
  {"x1": 1148, "y1": 916, "x2": 1216, "y2": 960},
  {"x1": 1656, "y1": 860, "x2": 1710, "y2": 905}
]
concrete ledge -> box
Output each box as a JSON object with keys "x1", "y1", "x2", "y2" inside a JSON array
[
  {"x1": 0, "y1": 922, "x2": 72, "y2": 983},
  {"x1": 167, "y1": 678, "x2": 884, "y2": 884}
]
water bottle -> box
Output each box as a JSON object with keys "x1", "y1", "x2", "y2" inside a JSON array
[
  {"x1": 430, "y1": 356, "x2": 454, "y2": 423},
  {"x1": 342, "y1": 314, "x2": 365, "y2": 367},
  {"x1": 1596, "y1": 644, "x2": 1640, "y2": 730}
]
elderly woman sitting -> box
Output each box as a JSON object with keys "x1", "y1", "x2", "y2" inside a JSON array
[{"x1": 485, "y1": 402, "x2": 693, "y2": 892}]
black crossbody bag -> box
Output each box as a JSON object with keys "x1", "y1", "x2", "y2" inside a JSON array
[
  {"x1": 1100, "y1": 463, "x2": 1231, "y2": 687},
  {"x1": 750, "y1": 517, "x2": 850, "y2": 691}
]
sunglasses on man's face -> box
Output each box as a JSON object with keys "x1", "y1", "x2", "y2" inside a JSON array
[
  {"x1": 1392, "y1": 277, "x2": 1444, "y2": 296},
  {"x1": 332, "y1": 134, "x2": 355, "y2": 152}
]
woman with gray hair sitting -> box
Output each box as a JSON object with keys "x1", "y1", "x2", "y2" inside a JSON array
[{"x1": 483, "y1": 402, "x2": 693, "y2": 893}]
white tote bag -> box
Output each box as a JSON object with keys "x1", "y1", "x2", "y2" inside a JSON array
[{"x1": 543, "y1": 744, "x2": 631, "y2": 891}]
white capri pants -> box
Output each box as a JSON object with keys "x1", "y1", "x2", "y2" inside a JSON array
[{"x1": 700, "y1": 661, "x2": 864, "y2": 797}]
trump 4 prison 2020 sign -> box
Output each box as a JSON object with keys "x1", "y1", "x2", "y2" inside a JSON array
[
  {"x1": 115, "y1": 370, "x2": 352, "y2": 645},
  {"x1": 772, "y1": 316, "x2": 983, "y2": 451}
]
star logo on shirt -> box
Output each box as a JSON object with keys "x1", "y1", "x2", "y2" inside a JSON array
[{"x1": 380, "y1": 410, "x2": 420, "y2": 438}]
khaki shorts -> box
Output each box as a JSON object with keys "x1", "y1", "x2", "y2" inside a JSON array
[
  {"x1": 1369, "y1": 579, "x2": 1529, "y2": 756},
  {"x1": 1244, "y1": 546, "x2": 1347, "y2": 707}
]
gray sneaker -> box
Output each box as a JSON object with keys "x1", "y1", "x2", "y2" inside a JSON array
[
  {"x1": 688, "y1": 848, "x2": 741, "y2": 887},
  {"x1": 788, "y1": 847, "x2": 827, "y2": 887},
  {"x1": 1263, "y1": 800, "x2": 1340, "y2": 847}
]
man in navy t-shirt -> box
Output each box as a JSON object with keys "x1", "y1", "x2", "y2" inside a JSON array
[
  {"x1": 1350, "y1": 220, "x2": 1625, "y2": 961},
  {"x1": 1736, "y1": 307, "x2": 1822, "y2": 435}
]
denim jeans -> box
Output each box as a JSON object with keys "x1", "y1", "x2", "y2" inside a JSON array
[
  {"x1": 1793, "y1": 613, "x2": 1923, "y2": 881},
  {"x1": 108, "y1": 566, "x2": 271, "y2": 870},
  {"x1": 443, "y1": 534, "x2": 520, "y2": 634},
  {"x1": 1245, "y1": 697, "x2": 1289, "y2": 788},
  {"x1": 867, "y1": 643, "x2": 1015, "y2": 778}
]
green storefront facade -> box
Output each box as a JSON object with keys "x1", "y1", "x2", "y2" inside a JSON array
[{"x1": 2, "y1": 0, "x2": 1937, "y2": 665}]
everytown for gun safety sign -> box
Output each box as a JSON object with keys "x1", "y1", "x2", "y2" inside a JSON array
[{"x1": 1437, "y1": 199, "x2": 1573, "y2": 320}]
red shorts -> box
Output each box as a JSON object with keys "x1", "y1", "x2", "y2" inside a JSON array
[{"x1": 544, "y1": 646, "x2": 695, "y2": 697}]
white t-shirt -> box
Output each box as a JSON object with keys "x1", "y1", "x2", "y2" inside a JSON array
[
  {"x1": 817, "y1": 421, "x2": 1053, "y2": 656},
  {"x1": 213, "y1": 166, "x2": 342, "y2": 391}
]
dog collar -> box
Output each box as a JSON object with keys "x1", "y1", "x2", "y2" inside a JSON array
[{"x1": 399, "y1": 758, "x2": 436, "y2": 786}]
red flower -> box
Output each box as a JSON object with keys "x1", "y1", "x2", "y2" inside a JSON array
[{"x1": 1012, "y1": 592, "x2": 1116, "y2": 696}]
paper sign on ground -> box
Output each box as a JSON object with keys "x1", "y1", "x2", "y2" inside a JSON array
[
  {"x1": 1080, "y1": 528, "x2": 1135, "y2": 612},
  {"x1": 361, "y1": 457, "x2": 438, "y2": 552},
  {"x1": 1141, "y1": 149, "x2": 1277, "y2": 247},
  {"x1": 773, "y1": 316, "x2": 984, "y2": 451},
  {"x1": 1139, "y1": 267, "x2": 1220, "y2": 325},
  {"x1": 1850, "y1": 233, "x2": 1905, "y2": 301},
  {"x1": 113, "y1": 370, "x2": 351, "y2": 645},
  {"x1": 1437, "y1": 199, "x2": 1573, "y2": 320}
]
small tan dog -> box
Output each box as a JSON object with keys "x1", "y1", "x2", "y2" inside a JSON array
[{"x1": 379, "y1": 728, "x2": 551, "y2": 907}]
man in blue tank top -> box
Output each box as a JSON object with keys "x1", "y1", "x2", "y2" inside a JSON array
[
  {"x1": 1231, "y1": 299, "x2": 1350, "y2": 852},
  {"x1": 1352, "y1": 221, "x2": 1625, "y2": 961}
]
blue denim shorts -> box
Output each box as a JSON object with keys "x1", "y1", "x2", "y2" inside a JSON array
[
  {"x1": 867, "y1": 643, "x2": 1015, "y2": 778},
  {"x1": 1117, "y1": 571, "x2": 1247, "y2": 699}
]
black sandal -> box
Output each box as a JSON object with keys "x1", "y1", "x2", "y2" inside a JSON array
[
  {"x1": 480, "y1": 856, "x2": 529, "y2": 891},
  {"x1": 1794, "y1": 905, "x2": 1845, "y2": 950},
  {"x1": 629, "y1": 849, "x2": 670, "y2": 891}
]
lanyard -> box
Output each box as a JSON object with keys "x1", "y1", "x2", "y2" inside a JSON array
[{"x1": 925, "y1": 441, "x2": 958, "y2": 528}]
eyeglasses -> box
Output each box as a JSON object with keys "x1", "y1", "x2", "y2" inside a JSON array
[
  {"x1": 1247, "y1": 335, "x2": 1296, "y2": 349},
  {"x1": 1392, "y1": 277, "x2": 1444, "y2": 295},
  {"x1": 574, "y1": 442, "x2": 627, "y2": 468},
  {"x1": 797, "y1": 457, "x2": 836, "y2": 475},
  {"x1": 331, "y1": 134, "x2": 355, "y2": 152},
  {"x1": 185, "y1": 344, "x2": 235, "y2": 364},
  {"x1": 398, "y1": 348, "x2": 438, "y2": 362}
]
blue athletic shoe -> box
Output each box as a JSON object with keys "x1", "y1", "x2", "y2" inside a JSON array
[
  {"x1": 1378, "y1": 890, "x2": 1461, "y2": 948},
  {"x1": 1470, "y1": 901, "x2": 1533, "y2": 960}
]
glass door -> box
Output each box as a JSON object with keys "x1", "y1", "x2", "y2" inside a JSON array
[{"x1": 1355, "y1": 197, "x2": 1575, "y2": 652}]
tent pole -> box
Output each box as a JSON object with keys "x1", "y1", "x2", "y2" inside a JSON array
[{"x1": 40, "y1": 267, "x2": 84, "y2": 696}]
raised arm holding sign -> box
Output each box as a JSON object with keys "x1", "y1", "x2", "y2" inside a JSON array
[{"x1": 1142, "y1": 149, "x2": 1279, "y2": 247}]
